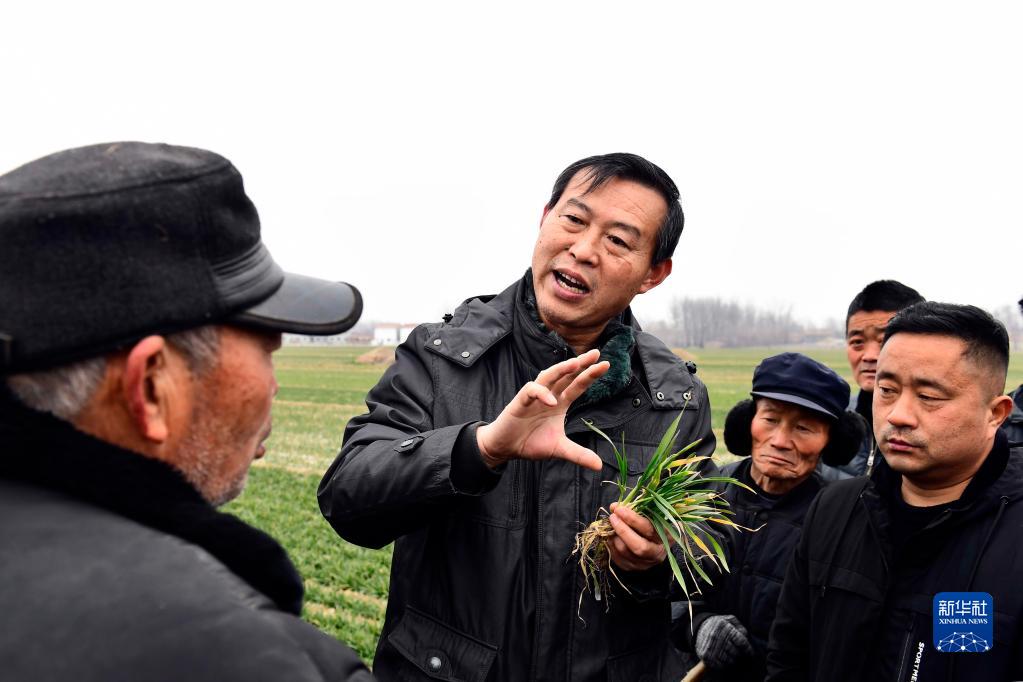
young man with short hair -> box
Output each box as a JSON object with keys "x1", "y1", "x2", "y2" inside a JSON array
[
  {"x1": 819, "y1": 279, "x2": 924, "y2": 480},
  {"x1": 767, "y1": 302, "x2": 1022, "y2": 681}
]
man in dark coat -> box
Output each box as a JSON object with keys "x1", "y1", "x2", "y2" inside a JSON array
[
  {"x1": 766, "y1": 302, "x2": 1023, "y2": 681},
  {"x1": 818, "y1": 279, "x2": 923, "y2": 481},
  {"x1": 0, "y1": 142, "x2": 372, "y2": 682},
  {"x1": 1000, "y1": 295, "x2": 1023, "y2": 447},
  {"x1": 318, "y1": 153, "x2": 717, "y2": 682},
  {"x1": 673, "y1": 352, "x2": 865, "y2": 682}
]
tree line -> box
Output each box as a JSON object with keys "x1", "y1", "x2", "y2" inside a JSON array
[{"x1": 648, "y1": 297, "x2": 1023, "y2": 350}]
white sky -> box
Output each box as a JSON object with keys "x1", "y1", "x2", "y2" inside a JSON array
[{"x1": 3, "y1": 2, "x2": 1021, "y2": 329}]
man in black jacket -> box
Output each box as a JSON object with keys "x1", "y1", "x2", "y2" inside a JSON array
[
  {"x1": 675, "y1": 353, "x2": 865, "y2": 682},
  {"x1": 1000, "y1": 295, "x2": 1023, "y2": 447},
  {"x1": 766, "y1": 302, "x2": 1022, "y2": 681},
  {"x1": 0, "y1": 142, "x2": 372, "y2": 681},
  {"x1": 318, "y1": 153, "x2": 716, "y2": 681}
]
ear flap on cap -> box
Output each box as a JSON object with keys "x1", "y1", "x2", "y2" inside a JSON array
[
  {"x1": 819, "y1": 410, "x2": 869, "y2": 467},
  {"x1": 723, "y1": 399, "x2": 755, "y2": 457}
]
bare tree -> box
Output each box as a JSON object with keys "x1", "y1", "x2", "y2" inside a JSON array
[{"x1": 669, "y1": 296, "x2": 807, "y2": 348}]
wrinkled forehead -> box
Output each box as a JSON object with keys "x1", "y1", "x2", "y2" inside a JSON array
[{"x1": 846, "y1": 310, "x2": 897, "y2": 337}]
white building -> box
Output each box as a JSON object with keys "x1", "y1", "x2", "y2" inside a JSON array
[{"x1": 372, "y1": 323, "x2": 418, "y2": 346}]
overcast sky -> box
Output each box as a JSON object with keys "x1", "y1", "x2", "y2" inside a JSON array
[{"x1": 3, "y1": 2, "x2": 1021, "y2": 329}]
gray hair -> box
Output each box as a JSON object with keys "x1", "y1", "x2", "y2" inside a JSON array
[{"x1": 6, "y1": 326, "x2": 221, "y2": 421}]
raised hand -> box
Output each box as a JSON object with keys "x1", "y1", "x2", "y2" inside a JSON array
[{"x1": 476, "y1": 349, "x2": 610, "y2": 471}]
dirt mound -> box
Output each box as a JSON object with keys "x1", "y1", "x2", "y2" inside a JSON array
[
  {"x1": 671, "y1": 348, "x2": 698, "y2": 362},
  {"x1": 356, "y1": 347, "x2": 396, "y2": 365}
]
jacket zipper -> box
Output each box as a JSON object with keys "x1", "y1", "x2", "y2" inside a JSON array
[
  {"x1": 529, "y1": 459, "x2": 545, "y2": 682},
  {"x1": 894, "y1": 617, "x2": 919, "y2": 682}
]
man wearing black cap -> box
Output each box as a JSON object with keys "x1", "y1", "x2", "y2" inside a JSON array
[
  {"x1": 318, "y1": 153, "x2": 716, "y2": 681},
  {"x1": 673, "y1": 353, "x2": 865, "y2": 682},
  {"x1": 0, "y1": 142, "x2": 371, "y2": 681},
  {"x1": 767, "y1": 303, "x2": 1023, "y2": 681}
]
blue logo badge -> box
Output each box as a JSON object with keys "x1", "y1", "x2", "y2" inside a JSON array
[{"x1": 933, "y1": 592, "x2": 993, "y2": 652}]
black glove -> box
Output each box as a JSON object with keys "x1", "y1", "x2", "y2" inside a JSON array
[{"x1": 694, "y1": 614, "x2": 754, "y2": 669}]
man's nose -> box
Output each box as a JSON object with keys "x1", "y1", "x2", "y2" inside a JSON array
[
  {"x1": 884, "y1": 393, "x2": 916, "y2": 428},
  {"x1": 568, "y1": 229, "x2": 600, "y2": 264},
  {"x1": 769, "y1": 426, "x2": 794, "y2": 450},
  {"x1": 862, "y1": 340, "x2": 881, "y2": 363}
]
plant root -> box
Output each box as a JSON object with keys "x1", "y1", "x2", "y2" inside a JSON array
[{"x1": 572, "y1": 515, "x2": 626, "y2": 611}]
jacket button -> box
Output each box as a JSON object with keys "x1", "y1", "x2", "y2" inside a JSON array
[
  {"x1": 427, "y1": 655, "x2": 443, "y2": 671},
  {"x1": 460, "y1": 351, "x2": 471, "y2": 358},
  {"x1": 655, "y1": 391, "x2": 665, "y2": 401},
  {"x1": 632, "y1": 397, "x2": 641, "y2": 407},
  {"x1": 432, "y1": 339, "x2": 442, "y2": 346},
  {"x1": 683, "y1": 390, "x2": 693, "y2": 401}
]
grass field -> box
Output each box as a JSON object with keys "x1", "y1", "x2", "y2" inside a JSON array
[{"x1": 224, "y1": 344, "x2": 1023, "y2": 663}]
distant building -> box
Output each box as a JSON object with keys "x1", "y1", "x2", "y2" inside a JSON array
[{"x1": 372, "y1": 323, "x2": 419, "y2": 346}]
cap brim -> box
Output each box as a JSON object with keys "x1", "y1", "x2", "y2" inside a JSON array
[
  {"x1": 751, "y1": 391, "x2": 839, "y2": 420},
  {"x1": 231, "y1": 273, "x2": 362, "y2": 335}
]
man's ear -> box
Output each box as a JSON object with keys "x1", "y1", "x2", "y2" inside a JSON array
[
  {"x1": 121, "y1": 336, "x2": 174, "y2": 443},
  {"x1": 638, "y1": 258, "x2": 672, "y2": 294},
  {"x1": 541, "y1": 204, "x2": 551, "y2": 226},
  {"x1": 989, "y1": 394, "x2": 1014, "y2": 432}
]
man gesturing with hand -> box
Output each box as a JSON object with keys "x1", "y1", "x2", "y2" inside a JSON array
[{"x1": 319, "y1": 154, "x2": 716, "y2": 682}]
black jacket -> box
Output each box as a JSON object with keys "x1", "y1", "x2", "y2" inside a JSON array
[
  {"x1": 766, "y1": 432, "x2": 1023, "y2": 681},
  {"x1": 318, "y1": 274, "x2": 717, "y2": 682},
  {"x1": 676, "y1": 458, "x2": 823, "y2": 681},
  {"x1": 1002, "y1": 385, "x2": 1023, "y2": 448},
  {"x1": 0, "y1": 388, "x2": 373, "y2": 682}
]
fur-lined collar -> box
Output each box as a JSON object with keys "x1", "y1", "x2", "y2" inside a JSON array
[{"x1": 520, "y1": 270, "x2": 635, "y2": 406}]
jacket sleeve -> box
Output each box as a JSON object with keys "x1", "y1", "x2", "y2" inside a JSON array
[
  {"x1": 764, "y1": 492, "x2": 820, "y2": 682},
  {"x1": 317, "y1": 325, "x2": 501, "y2": 549}
]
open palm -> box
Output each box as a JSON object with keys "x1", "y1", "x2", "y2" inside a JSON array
[{"x1": 477, "y1": 349, "x2": 609, "y2": 471}]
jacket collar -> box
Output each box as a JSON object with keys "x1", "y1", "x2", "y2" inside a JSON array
[
  {"x1": 0, "y1": 387, "x2": 304, "y2": 614},
  {"x1": 424, "y1": 271, "x2": 701, "y2": 410}
]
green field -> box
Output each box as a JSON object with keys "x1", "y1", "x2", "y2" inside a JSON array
[{"x1": 224, "y1": 345, "x2": 1023, "y2": 663}]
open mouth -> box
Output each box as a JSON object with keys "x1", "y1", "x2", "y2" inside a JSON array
[{"x1": 554, "y1": 270, "x2": 590, "y2": 293}]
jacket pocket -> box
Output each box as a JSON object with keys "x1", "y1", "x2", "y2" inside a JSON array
[
  {"x1": 460, "y1": 458, "x2": 526, "y2": 529},
  {"x1": 387, "y1": 605, "x2": 498, "y2": 682}
]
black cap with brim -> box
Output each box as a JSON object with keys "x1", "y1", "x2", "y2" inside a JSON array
[
  {"x1": 750, "y1": 390, "x2": 840, "y2": 420},
  {"x1": 0, "y1": 141, "x2": 365, "y2": 375},
  {"x1": 749, "y1": 353, "x2": 851, "y2": 422},
  {"x1": 233, "y1": 274, "x2": 363, "y2": 336}
]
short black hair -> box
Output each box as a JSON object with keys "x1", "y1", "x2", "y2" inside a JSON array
[
  {"x1": 846, "y1": 280, "x2": 924, "y2": 327},
  {"x1": 545, "y1": 153, "x2": 683, "y2": 265},
  {"x1": 883, "y1": 301, "x2": 1009, "y2": 393}
]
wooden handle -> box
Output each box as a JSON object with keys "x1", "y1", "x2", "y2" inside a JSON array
[{"x1": 680, "y1": 660, "x2": 707, "y2": 682}]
